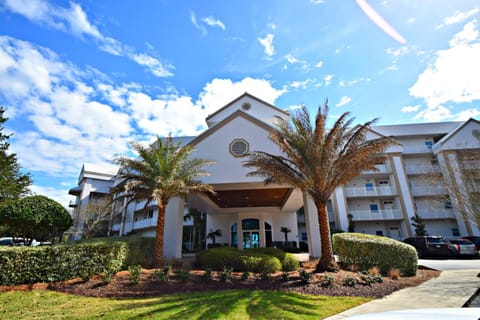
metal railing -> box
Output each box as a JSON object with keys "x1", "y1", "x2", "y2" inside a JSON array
[
  {"x1": 349, "y1": 209, "x2": 403, "y2": 221},
  {"x1": 344, "y1": 185, "x2": 396, "y2": 197}
]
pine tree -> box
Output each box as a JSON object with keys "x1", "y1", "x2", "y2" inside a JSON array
[
  {"x1": 0, "y1": 107, "x2": 32, "y2": 203},
  {"x1": 410, "y1": 213, "x2": 427, "y2": 236}
]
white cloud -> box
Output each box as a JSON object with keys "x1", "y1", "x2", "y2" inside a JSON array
[
  {"x1": 436, "y1": 8, "x2": 480, "y2": 29},
  {"x1": 202, "y1": 16, "x2": 226, "y2": 30},
  {"x1": 324, "y1": 74, "x2": 333, "y2": 86},
  {"x1": 409, "y1": 21, "x2": 480, "y2": 111},
  {"x1": 339, "y1": 77, "x2": 371, "y2": 87},
  {"x1": 3, "y1": 0, "x2": 174, "y2": 78},
  {"x1": 336, "y1": 96, "x2": 352, "y2": 107},
  {"x1": 31, "y1": 184, "x2": 72, "y2": 209},
  {"x1": 401, "y1": 105, "x2": 421, "y2": 113},
  {"x1": 449, "y1": 19, "x2": 479, "y2": 46},
  {"x1": 310, "y1": 0, "x2": 324, "y2": 4},
  {"x1": 258, "y1": 34, "x2": 275, "y2": 58},
  {"x1": 315, "y1": 61, "x2": 323, "y2": 68}
]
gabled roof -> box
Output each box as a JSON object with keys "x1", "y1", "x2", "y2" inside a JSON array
[
  {"x1": 432, "y1": 118, "x2": 480, "y2": 153},
  {"x1": 205, "y1": 92, "x2": 289, "y2": 122},
  {"x1": 188, "y1": 109, "x2": 277, "y2": 148}
]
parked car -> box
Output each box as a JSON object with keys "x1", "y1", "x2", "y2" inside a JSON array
[
  {"x1": 0, "y1": 237, "x2": 40, "y2": 247},
  {"x1": 403, "y1": 236, "x2": 451, "y2": 258},
  {"x1": 446, "y1": 238, "x2": 478, "y2": 257},
  {"x1": 462, "y1": 236, "x2": 480, "y2": 248}
]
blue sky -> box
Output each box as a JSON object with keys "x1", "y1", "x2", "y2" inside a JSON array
[{"x1": 0, "y1": 0, "x2": 479, "y2": 207}]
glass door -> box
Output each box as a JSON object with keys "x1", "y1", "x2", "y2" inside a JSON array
[{"x1": 243, "y1": 231, "x2": 259, "y2": 248}]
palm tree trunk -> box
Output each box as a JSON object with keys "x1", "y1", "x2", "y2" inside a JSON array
[
  {"x1": 315, "y1": 201, "x2": 339, "y2": 272},
  {"x1": 154, "y1": 202, "x2": 166, "y2": 268}
]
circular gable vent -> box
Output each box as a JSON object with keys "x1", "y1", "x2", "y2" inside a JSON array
[{"x1": 230, "y1": 139, "x2": 249, "y2": 157}]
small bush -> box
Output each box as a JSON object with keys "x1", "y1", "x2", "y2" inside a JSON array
[
  {"x1": 240, "y1": 270, "x2": 249, "y2": 281},
  {"x1": 202, "y1": 269, "x2": 213, "y2": 282},
  {"x1": 299, "y1": 269, "x2": 312, "y2": 284},
  {"x1": 281, "y1": 272, "x2": 289, "y2": 281},
  {"x1": 128, "y1": 265, "x2": 142, "y2": 285},
  {"x1": 343, "y1": 276, "x2": 357, "y2": 287},
  {"x1": 219, "y1": 267, "x2": 233, "y2": 282},
  {"x1": 282, "y1": 254, "x2": 300, "y2": 272},
  {"x1": 389, "y1": 268, "x2": 401, "y2": 280},
  {"x1": 368, "y1": 266, "x2": 380, "y2": 276},
  {"x1": 321, "y1": 274, "x2": 335, "y2": 287},
  {"x1": 150, "y1": 269, "x2": 169, "y2": 282},
  {"x1": 176, "y1": 267, "x2": 190, "y2": 282},
  {"x1": 102, "y1": 269, "x2": 115, "y2": 284},
  {"x1": 333, "y1": 233, "x2": 417, "y2": 276}
]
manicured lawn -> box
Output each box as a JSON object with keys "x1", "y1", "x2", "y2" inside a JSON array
[{"x1": 0, "y1": 289, "x2": 370, "y2": 319}]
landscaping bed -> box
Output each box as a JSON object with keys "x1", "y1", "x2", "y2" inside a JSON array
[{"x1": 1, "y1": 267, "x2": 440, "y2": 299}]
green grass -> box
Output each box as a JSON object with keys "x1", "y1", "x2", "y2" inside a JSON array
[{"x1": 0, "y1": 289, "x2": 370, "y2": 319}]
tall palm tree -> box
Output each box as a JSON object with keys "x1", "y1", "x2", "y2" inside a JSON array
[
  {"x1": 243, "y1": 101, "x2": 396, "y2": 272},
  {"x1": 112, "y1": 136, "x2": 214, "y2": 267}
]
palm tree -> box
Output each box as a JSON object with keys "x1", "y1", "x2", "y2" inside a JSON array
[
  {"x1": 243, "y1": 101, "x2": 396, "y2": 272},
  {"x1": 183, "y1": 208, "x2": 206, "y2": 250},
  {"x1": 280, "y1": 226, "x2": 292, "y2": 248},
  {"x1": 112, "y1": 136, "x2": 214, "y2": 267},
  {"x1": 207, "y1": 228, "x2": 222, "y2": 246}
]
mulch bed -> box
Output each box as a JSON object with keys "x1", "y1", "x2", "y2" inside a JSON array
[{"x1": 1, "y1": 267, "x2": 440, "y2": 299}]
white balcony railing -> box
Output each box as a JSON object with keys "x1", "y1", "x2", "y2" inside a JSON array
[
  {"x1": 417, "y1": 210, "x2": 456, "y2": 219},
  {"x1": 362, "y1": 164, "x2": 391, "y2": 174},
  {"x1": 68, "y1": 200, "x2": 79, "y2": 207},
  {"x1": 344, "y1": 186, "x2": 396, "y2": 197},
  {"x1": 349, "y1": 209, "x2": 403, "y2": 221},
  {"x1": 402, "y1": 146, "x2": 433, "y2": 154},
  {"x1": 111, "y1": 223, "x2": 121, "y2": 231},
  {"x1": 410, "y1": 185, "x2": 447, "y2": 196},
  {"x1": 405, "y1": 165, "x2": 440, "y2": 175},
  {"x1": 133, "y1": 217, "x2": 157, "y2": 230}
]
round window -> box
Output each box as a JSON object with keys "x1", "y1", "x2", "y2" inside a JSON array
[
  {"x1": 241, "y1": 103, "x2": 251, "y2": 111},
  {"x1": 230, "y1": 139, "x2": 249, "y2": 157}
]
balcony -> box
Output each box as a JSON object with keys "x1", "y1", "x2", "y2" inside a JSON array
[
  {"x1": 111, "y1": 223, "x2": 121, "y2": 231},
  {"x1": 133, "y1": 217, "x2": 157, "y2": 230},
  {"x1": 69, "y1": 200, "x2": 79, "y2": 208},
  {"x1": 405, "y1": 164, "x2": 440, "y2": 175},
  {"x1": 402, "y1": 146, "x2": 433, "y2": 155},
  {"x1": 349, "y1": 209, "x2": 403, "y2": 221},
  {"x1": 410, "y1": 185, "x2": 447, "y2": 196},
  {"x1": 362, "y1": 164, "x2": 391, "y2": 175},
  {"x1": 344, "y1": 186, "x2": 396, "y2": 197},
  {"x1": 417, "y1": 210, "x2": 456, "y2": 220}
]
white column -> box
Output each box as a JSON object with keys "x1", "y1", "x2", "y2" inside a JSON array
[
  {"x1": 163, "y1": 197, "x2": 185, "y2": 258},
  {"x1": 391, "y1": 155, "x2": 416, "y2": 236},
  {"x1": 303, "y1": 194, "x2": 321, "y2": 258},
  {"x1": 333, "y1": 187, "x2": 349, "y2": 231}
]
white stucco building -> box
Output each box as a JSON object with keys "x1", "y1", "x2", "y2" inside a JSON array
[{"x1": 69, "y1": 93, "x2": 480, "y2": 258}]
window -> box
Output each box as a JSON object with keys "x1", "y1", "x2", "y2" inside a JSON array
[
  {"x1": 452, "y1": 228, "x2": 460, "y2": 237},
  {"x1": 370, "y1": 204, "x2": 379, "y2": 213},
  {"x1": 365, "y1": 182, "x2": 374, "y2": 191},
  {"x1": 378, "y1": 180, "x2": 389, "y2": 185},
  {"x1": 148, "y1": 209, "x2": 154, "y2": 218},
  {"x1": 242, "y1": 218, "x2": 259, "y2": 230},
  {"x1": 444, "y1": 199, "x2": 453, "y2": 209},
  {"x1": 301, "y1": 232, "x2": 308, "y2": 241},
  {"x1": 425, "y1": 141, "x2": 433, "y2": 149},
  {"x1": 229, "y1": 139, "x2": 249, "y2": 157}
]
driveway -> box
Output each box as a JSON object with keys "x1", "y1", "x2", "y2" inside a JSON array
[{"x1": 419, "y1": 258, "x2": 480, "y2": 271}]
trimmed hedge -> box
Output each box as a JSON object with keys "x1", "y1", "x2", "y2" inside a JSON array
[
  {"x1": 0, "y1": 241, "x2": 128, "y2": 285},
  {"x1": 333, "y1": 233, "x2": 418, "y2": 276},
  {"x1": 0, "y1": 236, "x2": 154, "y2": 285},
  {"x1": 195, "y1": 247, "x2": 298, "y2": 273}
]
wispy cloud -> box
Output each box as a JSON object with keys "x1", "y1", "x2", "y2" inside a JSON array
[
  {"x1": 436, "y1": 8, "x2": 480, "y2": 29},
  {"x1": 339, "y1": 77, "x2": 371, "y2": 87},
  {"x1": 324, "y1": 74, "x2": 333, "y2": 86},
  {"x1": 258, "y1": 34, "x2": 275, "y2": 58},
  {"x1": 2, "y1": 0, "x2": 174, "y2": 77},
  {"x1": 401, "y1": 105, "x2": 421, "y2": 113},
  {"x1": 336, "y1": 96, "x2": 352, "y2": 107},
  {"x1": 191, "y1": 11, "x2": 226, "y2": 35}
]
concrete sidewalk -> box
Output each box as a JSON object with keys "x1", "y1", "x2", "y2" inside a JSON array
[{"x1": 325, "y1": 269, "x2": 480, "y2": 319}]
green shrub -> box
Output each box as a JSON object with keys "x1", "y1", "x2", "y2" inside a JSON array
[
  {"x1": 281, "y1": 254, "x2": 300, "y2": 271},
  {"x1": 195, "y1": 247, "x2": 283, "y2": 273},
  {"x1": 128, "y1": 265, "x2": 142, "y2": 285},
  {"x1": 333, "y1": 233, "x2": 417, "y2": 276},
  {"x1": 150, "y1": 269, "x2": 169, "y2": 282},
  {"x1": 299, "y1": 269, "x2": 312, "y2": 284},
  {"x1": 0, "y1": 240, "x2": 128, "y2": 285}
]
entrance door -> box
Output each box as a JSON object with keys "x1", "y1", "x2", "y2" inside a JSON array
[{"x1": 243, "y1": 231, "x2": 259, "y2": 248}]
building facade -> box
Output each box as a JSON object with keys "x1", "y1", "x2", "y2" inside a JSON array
[{"x1": 68, "y1": 93, "x2": 480, "y2": 257}]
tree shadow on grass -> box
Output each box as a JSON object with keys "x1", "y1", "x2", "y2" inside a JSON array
[{"x1": 114, "y1": 289, "x2": 337, "y2": 320}]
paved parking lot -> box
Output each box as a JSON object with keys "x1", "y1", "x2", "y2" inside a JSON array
[{"x1": 419, "y1": 258, "x2": 480, "y2": 271}]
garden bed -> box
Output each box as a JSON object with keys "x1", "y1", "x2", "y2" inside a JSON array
[{"x1": 0, "y1": 267, "x2": 440, "y2": 299}]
